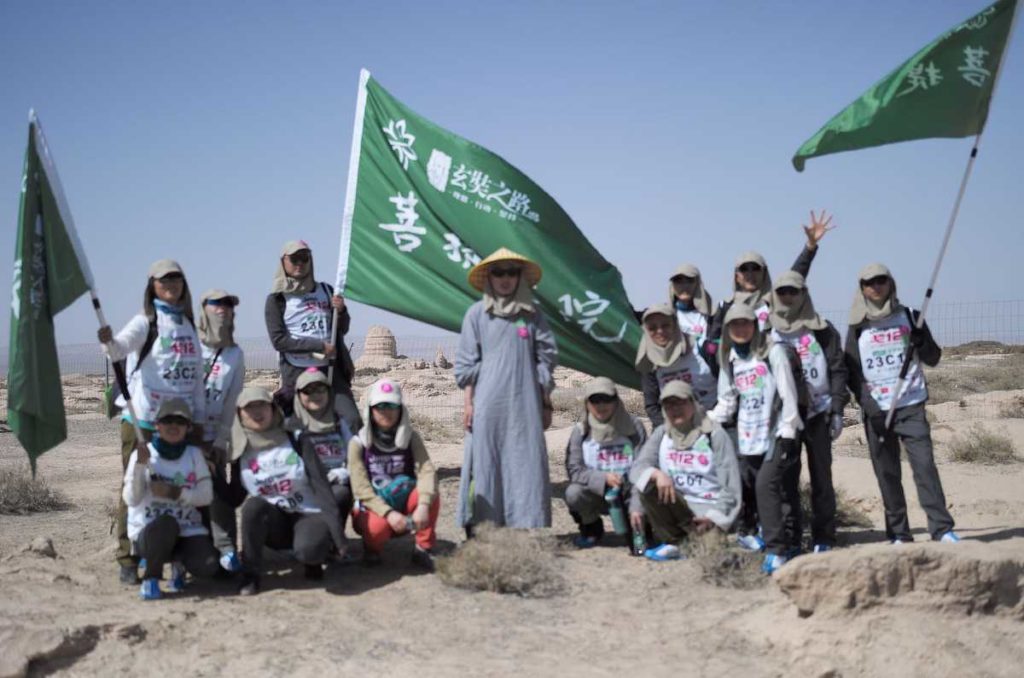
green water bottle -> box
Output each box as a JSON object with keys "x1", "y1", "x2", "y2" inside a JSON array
[{"x1": 604, "y1": 486, "x2": 629, "y2": 535}]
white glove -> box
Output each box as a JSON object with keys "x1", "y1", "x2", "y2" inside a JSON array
[
  {"x1": 829, "y1": 413, "x2": 844, "y2": 441},
  {"x1": 327, "y1": 467, "x2": 350, "y2": 485}
]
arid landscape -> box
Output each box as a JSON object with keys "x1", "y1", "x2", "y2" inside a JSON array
[{"x1": 1, "y1": 344, "x2": 1023, "y2": 677}]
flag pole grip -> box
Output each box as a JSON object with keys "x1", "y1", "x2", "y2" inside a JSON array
[{"x1": 89, "y1": 291, "x2": 147, "y2": 447}]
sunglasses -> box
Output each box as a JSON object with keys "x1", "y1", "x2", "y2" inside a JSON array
[
  {"x1": 287, "y1": 251, "x2": 311, "y2": 264},
  {"x1": 157, "y1": 415, "x2": 189, "y2": 426},
  {"x1": 861, "y1": 275, "x2": 890, "y2": 288},
  {"x1": 737, "y1": 264, "x2": 763, "y2": 273},
  {"x1": 671, "y1": 275, "x2": 696, "y2": 284},
  {"x1": 775, "y1": 287, "x2": 801, "y2": 296},
  {"x1": 490, "y1": 267, "x2": 521, "y2": 278},
  {"x1": 372, "y1": 402, "x2": 401, "y2": 411},
  {"x1": 300, "y1": 384, "x2": 329, "y2": 396},
  {"x1": 157, "y1": 273, "x2": 184, "y2": 283},
  {"x1": 587, "y1": 394, "x2": 617, "y2": 405},
  {"x1": 205, "y1": 298, "x2": 236, "y2": 308}
]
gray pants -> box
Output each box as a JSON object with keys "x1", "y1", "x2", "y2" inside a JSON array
[
  {"x1": 240, "y1": 497, "x2": 333, "y2": 575},
  {"x1": 564, "y1": 483, "x2": 608, "y2": 525},
  {"x1": 638, "y1": 487, "x2": 696, "y2": 544},
  {"x1": 864, "y1": 404, "x2": 954, "y2": 541},
  {"x1": 756, "y1": 439, "x2": 802, "y2": 556},
  {"x1": 135, "y1": 514, "x2": 219, "y2": 581},
  {"x1": 797, "y1": 412, "x2": 837, "y2": 546}
]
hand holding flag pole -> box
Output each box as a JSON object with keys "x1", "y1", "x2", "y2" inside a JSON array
[{"x1": 93, "y1": 295, "x2": 149, "y2": 463}]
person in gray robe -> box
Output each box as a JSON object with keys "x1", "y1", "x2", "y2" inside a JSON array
[{"x1": 455, "y1": 248, "x2": 558, "y2": 531}]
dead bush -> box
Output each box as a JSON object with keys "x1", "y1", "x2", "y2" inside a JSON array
[
  {"x1": 436, "y1": 523, "x2": 566, "y2": 597},
  {"x1": 0, "y1": 465, "x2": 72, "y2": 515},
  {"x1": 799, "y1": 483, "x2": 872, "y2": 529},
  {"x1": 684, "y1": 531, "x2": 764, "y2": 590},
  {"x1": 998, "y1": 395, "x2": 1024, "y2": 419},
  {"x1": 947, "y1": 425, "x2": 1018, "y2": 464}
]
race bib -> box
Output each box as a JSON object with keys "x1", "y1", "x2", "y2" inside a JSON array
[
  {"x1": 241, "y1": 444, "x2": 320, "y2": 513},
  {"x1": 733, "y1": 355, "x2": 775, "y2": 456},
  {"x1": 581, "y1": 436, "x2": 635, "y2": 474},
  {"x1": 659, "y1": 433, "x2": 721, "y2": 504},
  {"x1": 858, "y1": 315, "x2": 927, "y2": 411}
]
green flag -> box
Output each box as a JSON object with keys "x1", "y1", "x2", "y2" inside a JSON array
[
  {"x1": 336, "y1": 70, "x2": 642, "y2": 387},
  {"x1": 793, "y1": 0, "x2": 1018, "y2": 171},
  {"x1": 8, "y1": 112, "x2": 94, "y2": 470}
]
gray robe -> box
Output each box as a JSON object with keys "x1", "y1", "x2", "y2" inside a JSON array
[{"x1": 455, "y1": 301, "x2": 558, "y2": 528}]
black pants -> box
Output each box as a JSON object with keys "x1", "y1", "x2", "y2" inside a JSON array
[
  {"x1": 796, "y1": 412, "x2": 837, "y2": 546},
  {"x1": 736, "y1": 453, "x2": 763, "y2": 536},
  {"x1": 135, "y1": 514, "x2": 220, "y2": 580},
  {"x1": 240, "y1": 497, "x2": 333, "y2": 575},
  {"x1": 331, "y1": 482, "x2": 354, "y2": 532},
  {"x1": 756, "y1": 439, "x2": 802, "y2": 556},
  {"x1": 864, "y1": 403, "x2": 954, "y2": 541}
]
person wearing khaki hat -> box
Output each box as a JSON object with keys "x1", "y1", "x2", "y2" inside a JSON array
[
  {"x1": 122, "y1": 398, "x2": 219, "y2": 600},
  {"x1": 845, "y1": 264, "x2": 959, "y2": 546},
  {"x1": 214, "y1": 386, "x2": 346, "y2": 595},
  {"x1": 455, "y1": 247, "x2": 558, "y2": 532},
  {"x1": 629, "y1": 381, "x2": 742, "y2": 561},
  {"x1": 289, "y1": 368, "x2": 356, "y2": 537},
  {"x1": 347, "y1": 378, "x2": 439, "y2": 570},
  {"x1": 97, "y1": 259, "x2": 207, "y2": 586},
  {"x1": 636, "y1": 303, "x2": 718, "y2": 426},
  {"x1": 564, "y1": 377, "x2": 647, "y2": 550},
  {"x1": 197, "y1": 288, "x2": 246, "y2": 573},
  {"x1": 709, "y1": 302, "x2": 804, "y2": 575},
  {"x1": 707, "y1": 211, "x2": 836, "y2": 350},
  {"x1": 767, "y1": 271, "x2": 848, "y2": 553},
  {"x1": 668, "y1": 263, "x2": 719, "y2": 374},
  {"x1": 264, "y1": 240, "x2": 359, "y2": 431}
]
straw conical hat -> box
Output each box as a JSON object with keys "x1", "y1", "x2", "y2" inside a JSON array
[{"x1": 467, "y1": 247, "x2": 543, "y2": 292}]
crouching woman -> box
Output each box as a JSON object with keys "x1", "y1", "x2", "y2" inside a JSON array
[
  {"x1": 123, "y1": 398, "x2": 219, "y2": 600},
  {"x1": 219, "y1": 387, "x2": 345, "y2": 595},
  {"x1": 628, "y1": 381, "x2": 742, "y2": 561}
]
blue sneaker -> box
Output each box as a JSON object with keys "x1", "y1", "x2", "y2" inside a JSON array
[
  {"x1": 812, "y1": 544, "x2": 832, "y2": 554},
  {"x1": 139, "y1": 578, "x2": 162, "y2": 601},
  {"x1": 138, "y1": 558, "x2": 147, "y2": 573},
  {"x1": 785, "y1": 546, "x2": 803, "y2": 560},
  {"x1": 890, "y1": 538, "x2": 912, "y2": 545},
  {"x1": 643, "y1": 543, "x2": 682, "y2": 562},
  {"x1": 165, "y1": 562, "x2": 186, "y2": 593},
  {"x1": 572, "y1": 535, "x2": 599, "y2": 549},
  {"x1": 736, "y1": 534, "x2": 765, "y2": 552},
  {"x1": 939, "y1": 531, "x2": 962, "y2": 544},
  {"x1": 761, "y1": 553, "x2": 788, "y2": 574},
  {"x1": 219, "y1": 551, "x2": 242, "y2": 573}
]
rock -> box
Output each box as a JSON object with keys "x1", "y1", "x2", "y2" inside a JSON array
[
  {"x1": 0, "y1": 624, "x2": 102, "y2": 678},
  {"x1": 774, "y1": 544, "x2": 1024, "y2": 618},
  {"x1": 434, "y1": 346, "x2": 451, "y2": 369},
  {"x1": 23, "y1": 537, "x2": 56, "y2": 559},
  {"x1": 412, "y1": 359, "x2": 428, "y2": 370}
]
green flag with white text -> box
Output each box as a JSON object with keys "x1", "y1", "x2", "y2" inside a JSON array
[
  {"x1": 8, "y1": 112, "x2": 94, "y2": 470},
  {"x1": 793, "y1": 0, "x2": 1017, "y2": 171},
  {"x1": 336, "y1": 70, "x2": 642, "y2": 387}
]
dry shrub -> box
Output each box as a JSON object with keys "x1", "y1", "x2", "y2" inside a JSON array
[
  {"x1": 799, "y1": 483, "x2": 872, "y2": 529},
  {"x1": 0, "y1": 465, "x2": 71, "y2": 515},
  {"x1": 925, "y1": 354, "x2": 1024, "y2": 404},
  {"x1": 436, "y1": 523, "x2": 566, "y2": 597},
  {"x1": 999, "y1": 395, "x2": 1024, "y2": 419},
  {"x1": 947, "y1": 425, "x2": 1018, "y2": 464},
  {"x1": 684, "y1": 531, "x2": 764, "y2": 590}
]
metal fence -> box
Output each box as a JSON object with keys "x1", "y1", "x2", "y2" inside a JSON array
[{"x1": 1, "y1": 300, "x2": 1022, "y2": 421}]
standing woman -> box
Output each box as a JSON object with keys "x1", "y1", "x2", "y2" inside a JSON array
[
  {"x1": 668, "y1": 263, "x2": 718, "y2": 367},
  {"x1": 98, "y1": 259, "x2": 206, "y2": 585},
  {"x1": 219, "y1": 387, "x2": 345, "y2": 595},
  {"x1": 637, "y1": 303, "x2": 718, "y2": 426},
  {"x1": 197, "y1": 289, "x2": 246, "y2": 572},
  {"x1": 845, "y1": 264, "x2": 958, "y2": 545},
  {"x1": 767, "y1": 272, "x2": 848, "y2": 553},
  {"x1": 710, "y1": 303, "x2": 803, "y2": 573},
  {"x1": 455, "y1": 248, "x2": 558, "y2": 531},
  {"x1": 265, "y1": 240, "x2": 359, "y2": 430}
]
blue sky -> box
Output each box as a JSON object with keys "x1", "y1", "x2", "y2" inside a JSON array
[{"x1": 1, "y1": 0, "x2": 1022, "y2": 346}]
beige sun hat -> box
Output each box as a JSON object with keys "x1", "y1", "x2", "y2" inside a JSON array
[{"x1": 467, "y1": 247, "x2": 543, "y2": 292}]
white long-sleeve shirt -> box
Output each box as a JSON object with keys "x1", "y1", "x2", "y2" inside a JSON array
[
  {"x1": 710, "y1": 344, "x2": 802, "y2": 453},
  {"x1": 202, "y1": 344, "x2": 245, "y2": 448},
  {"x1": 123, "y1": 442, "x2": 212, "y2": 541},
  {"x1": 102, "y1": 310, "x2": 206, "y2": 427}
]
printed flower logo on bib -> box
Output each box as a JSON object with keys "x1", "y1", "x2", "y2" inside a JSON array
[
  {"x1": 248, "y1": 459, "x2": 260, "y2": 474},
  {"x1": 286, "y1": 451, "x2": 300, "y2": 465},
  {"x1": 515, "y1": 318, "x2": 529, "y2": 339}
]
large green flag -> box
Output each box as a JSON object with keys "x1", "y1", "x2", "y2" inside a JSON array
[
  {"x1": 793, "y1": 0, "x2": 1017, "y2": 171},
  {"x1": 336, "y1": 70, "x2": 642, "y2": 387},
  {"x1": 8, "y1": 112, "x2": 94, "y2": 470}
]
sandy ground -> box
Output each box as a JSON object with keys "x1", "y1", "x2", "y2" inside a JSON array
[{"x1": 1, "y1": 382, "x2": 1023, "y2": 677}]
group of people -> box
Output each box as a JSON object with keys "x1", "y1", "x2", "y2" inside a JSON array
[{"x1": 98, "y1": 215, "x2": 960, "y2": 600}]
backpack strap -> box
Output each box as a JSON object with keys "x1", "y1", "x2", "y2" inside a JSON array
[
  {"x1": 203, "y1": 347, "x2": 224, "y2": 384},
  {"x1": 129, "y1": 318, "x2": 159, "y2": 377}
]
